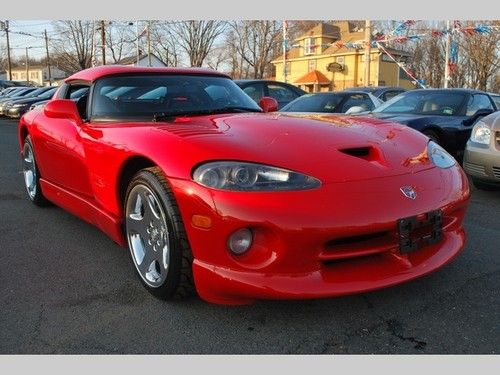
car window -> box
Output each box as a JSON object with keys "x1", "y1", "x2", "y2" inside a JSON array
[
  {"x1": 466, "y1": 94, "x2": 494, "y2": 116},
  {"x1": 382, "y1": 90, "x2": 403, "y2": 101},
  {"x1": 242, "y1": 83, "x2": 265, "y2": 103},
  {"x1": 339, "y1": 93, "x2": 374, "y2": 112},
  {"x1": 267, "y1": 84, "x2": 298, "y2": 103},
  {"x1": 91, "y1": 75, "x2": 261, "y2": 121},
  {"x1": 281, "y1": 93, "x2": 344, "y2": 113},
  {"x1": 491, "y1": 95, "x2": 500, "y2": 110},
  {"x1": 374, "y1": 91, "x2": 467, "y2": 116}
]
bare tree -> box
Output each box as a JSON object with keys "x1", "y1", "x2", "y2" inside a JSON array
[
  {"x1": 457, "y1": 21, "x2": 499, "y2": 91},
  {"x1": 105, "y1": 21, "x2": 135, "y2": 63},
  {"x1": 51, "y1": 20, "x2": 94, "y2": 73},
  {"x1": 0, "y1": 43, "x2": 6, "y2": 72},
  {"x1": 229, "y1": 21, "x2": 282, "y2": 79},
  {"x1": 150, "y1": 22, "x2": 181, "y2": 66},
  {"x1": 168, "y1": 21, "x2": 227, "y2": 67}
]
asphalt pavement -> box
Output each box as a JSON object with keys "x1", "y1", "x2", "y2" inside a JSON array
[{"x1": 0, "y1": 118, "x2": 498, "y2": 354}]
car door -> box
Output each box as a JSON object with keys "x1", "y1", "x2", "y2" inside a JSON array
[{"x1": 32, "y1": 83, "x2": 93, "y2": 198}]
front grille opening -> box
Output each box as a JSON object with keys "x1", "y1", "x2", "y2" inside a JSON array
[
  {"x1": 322, "y1": 252, "x2": 386, "y2": 266},
  {"x1": 325, "y1": 231, "x2": 389, "y2": 248}
]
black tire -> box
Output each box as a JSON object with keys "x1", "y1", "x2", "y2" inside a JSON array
[
  {"x1": 22, "y1": 135, "x2": 50, "y2": 207},
  {"x1": 423, "y1": 129, "x2": 441, "y2": 144},
  {"x1": 472, "y1": 178, "x2": 498, "y2": 191},
  {"x1": 124, "y1": 167, "x2": 195, "y2": 300}
]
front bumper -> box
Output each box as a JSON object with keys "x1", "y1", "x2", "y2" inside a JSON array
[
  {"x1": 463, "y1": 140, "x2": 500, "y2": 185},
  {"x1": 169, "y1": 165, "x2": 470, "y2": 305}
]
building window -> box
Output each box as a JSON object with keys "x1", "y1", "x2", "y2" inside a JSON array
[
  {"x1": 304, "y1": 38, "x2": 316, "y2": 55},
  {"x1": 308, "y1": 59, "x2": 316, "y2": 72},
  {"x1": 285, "y1": 62, "x2": 291, "y2": 75},
  {"x1": 30, "y1": 71, "x2": 38, "y2": 79}
]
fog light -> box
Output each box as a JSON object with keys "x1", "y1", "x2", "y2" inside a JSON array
[{"x1": 228, "y1": 228, "x2": 253, "y2": 255}]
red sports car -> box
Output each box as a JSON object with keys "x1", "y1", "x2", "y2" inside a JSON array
[{"x1": 18, "y1": 66, "x2": 470, "y2": 305}]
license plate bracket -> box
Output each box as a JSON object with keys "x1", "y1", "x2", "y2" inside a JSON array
[{"x1": 398, "y1": 210, "x2": 443, "y2": 254}]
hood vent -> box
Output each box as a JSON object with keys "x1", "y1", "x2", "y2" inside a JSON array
[{"x1": 338, "y1": 145, "x2": 386, "y2": 166}]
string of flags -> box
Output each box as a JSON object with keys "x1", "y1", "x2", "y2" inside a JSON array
[{"x1": 287, "y1": 22, "x2": 498, "y2": 51}]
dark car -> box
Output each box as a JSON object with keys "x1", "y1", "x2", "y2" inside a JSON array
[
  {"x1": 235, "y1": 79, "x2": 306, "y2": 109},
  {"x1": 344, "y1": 86, "x2": 407, "y2": 102},
  {"x1": 280, "y1": 91, "x2": 383, "y2": 114},
  {"x1": 369, "y1": 88, "x2": 498, "y2": 158},
  {"x1": 4, "y1": 87, "x2": 57, "y2": 118},
  {"x1": 0, "y1": 87, "x2": 39, "y2": 115},
  {"x1": 0, "y1": 79, "x2": 28, "y2": 89}
]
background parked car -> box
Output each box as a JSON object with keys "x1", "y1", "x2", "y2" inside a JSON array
[
  {"x1": 368, "y1": 88, "x2": 498, "y2": 159},
  {"x1": 487, "y1": 92, "x2": 500, "y2": 109},
  {"x1": 235, "y1": 79, "x2": 306, "y2": 109},
  {"x1": 280, "y1": 91, "x2": 383, "y2": 114},
  {"x1": 0, "y1": 79, "x2": 28, "y2": 90},
  {"x1": 0, "y1": 87, "x2": 39, "y2": 115},
  {"x1": 463, "y1": 111, "x2": 500, "y2": 190},
  {"x1": 344, "y1": 86, "x2": 407, "y2": 102},
  {"x1": 4, "y1": 87, "x2": 57, "y2": 118}
]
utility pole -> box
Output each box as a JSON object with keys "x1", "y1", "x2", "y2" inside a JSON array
[
  {"x1": 282, "y1": 20, "x2": 287, "y2": 83},
  {"x1": 147, "y1": 21, "x2": 151, "y2": 67},
  {"x1": 364, "y1": 20, "x2": 372, "y2": 86},
  {"x1": 100, "y1": 20, "x2": 106, "y2": 65},
  {"x1": 2, "y1": 20, "x2": 12, "y2": 80},
  {"x1": 444, "y1": 20, "x2": 450, "y2": 88},
  {"x1": 44, "y1": 29, "x2": 52, "y2": 86},
  {"x1": 25, "y1": 47, "x2": 29, "y2": 85}
]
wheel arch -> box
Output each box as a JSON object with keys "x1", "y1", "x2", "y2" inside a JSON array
[{"x1": 117, "y1": 155, "x2": 158, "y2": 211}]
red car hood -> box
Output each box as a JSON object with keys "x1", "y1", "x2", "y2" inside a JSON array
[{"x1": 153, "y1": 113, "x2": 434, "y2": 183}]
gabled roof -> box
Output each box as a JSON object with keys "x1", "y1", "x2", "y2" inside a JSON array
[
  {"x1": 116, "y1": 53, "x2": 165, "y2": 66},
  {"x1": 294, "y1": 70, "x2": 331, "y2": 85},
  {"x1": 65, "y1": 65, "x2": 229, "y2": 83},
  {"x1": 296, "y1": 22, "x2": 341, "y2": 40}
]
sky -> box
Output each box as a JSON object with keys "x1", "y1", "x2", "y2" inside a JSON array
[{"x1": 2, "y1": 20, "x2": 55, "y2": 60}]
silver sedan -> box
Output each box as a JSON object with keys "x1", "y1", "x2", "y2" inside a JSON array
[{"x1": 463, "y1": 111, "x2": 500, "y2": 190}]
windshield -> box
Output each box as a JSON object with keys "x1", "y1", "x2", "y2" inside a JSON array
[
  {"x1": 373, "y1": 91, "x2": 467, "y2": 116},
  {"x1": 91, "y1": 74, "x2": 262, "y2": 121}
]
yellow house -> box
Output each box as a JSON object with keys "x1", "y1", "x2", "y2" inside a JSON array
[{"x1": 272, "y1": 21, "x2": 416, "y2": 92}]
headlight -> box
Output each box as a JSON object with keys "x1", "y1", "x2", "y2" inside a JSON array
[
  {"x1": 193, "y1": 161, "x2": 321, "y2": 191},
  {"x1": 470, "y1": 121, "x2": 491, "y2": 145},
  {"x1": 427, "y1": 141, "x2": 456, "y2": 169}
]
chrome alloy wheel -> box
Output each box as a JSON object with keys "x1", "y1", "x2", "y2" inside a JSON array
[
  {"x1": 22, "y1": 141, "x2": 37, "y2": 200},
  {"x1": 126, "y1": 184, "x2": 170, "y2": 287}
]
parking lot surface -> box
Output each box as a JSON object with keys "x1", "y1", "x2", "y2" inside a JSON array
[{"x1": 0, "y1": 118, "x2": 498, "y2": 354}]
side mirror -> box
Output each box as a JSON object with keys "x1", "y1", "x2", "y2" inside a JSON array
[
  {"x1": 345, "y1": 105, "x2": 366, "y2": 115},
  {"x1": 258, "y1": 97, "x2": 279, "y2": 113},
  {"x1": 44, "y1": 99, "x2": 82, "y2": 124},
  {"x1": 463, "y1": 108, "x2": 494, "y2": 126}
]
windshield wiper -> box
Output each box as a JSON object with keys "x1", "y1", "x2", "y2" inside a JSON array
[{"x1": 152, "y1": 106, "x2": 262, "y2": 122}]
